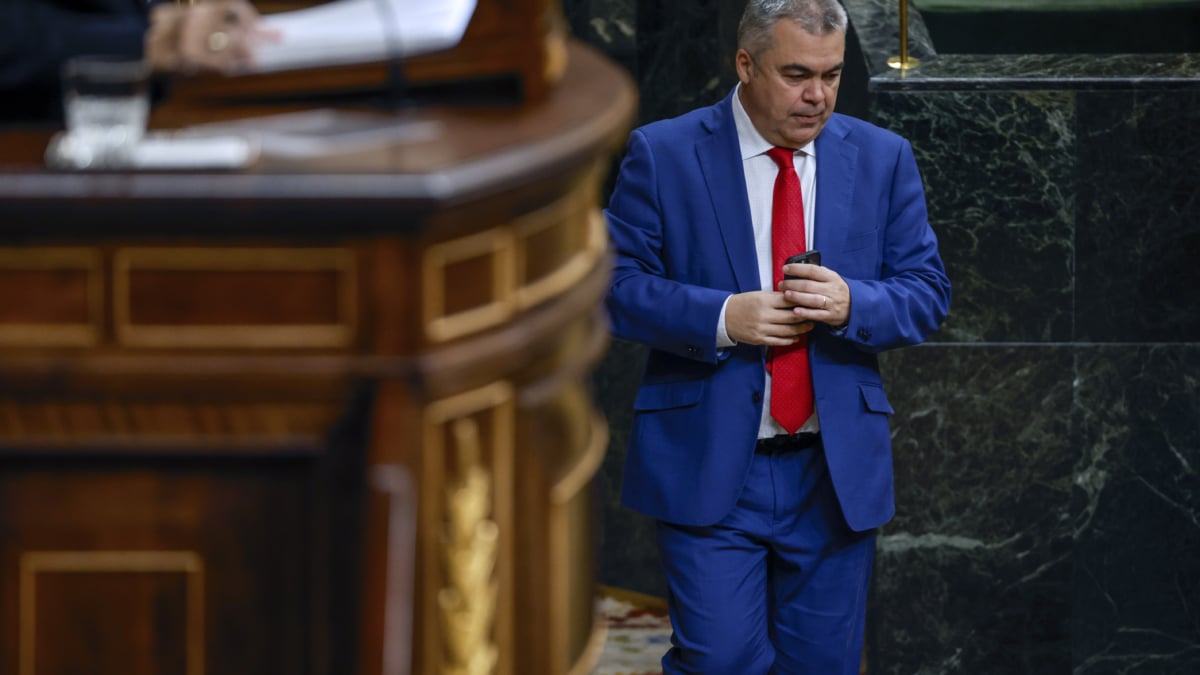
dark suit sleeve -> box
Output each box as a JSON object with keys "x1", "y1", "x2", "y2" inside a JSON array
[
  {"x1": 840, "y1": 138, "x2": 951, "y2": 352},
  {"x1": 605, "y1": 129, "x2": 732, "y2": 364},
  {"x1": 0, "y1": 0, "x2": 149, "y2": 92}
]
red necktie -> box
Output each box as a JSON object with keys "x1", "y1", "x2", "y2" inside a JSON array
[{"x1": 766, "y1": 146, "x2": 813, "y2": 433}]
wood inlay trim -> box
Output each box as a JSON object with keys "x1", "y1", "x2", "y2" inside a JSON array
[
  {"x1": 551, "y1": 411, "x2": 608, "y2": 505},
  {"x1": 113, "y1": 247, "x2": 356, "y2": 349},
  {"x1": 422, "y1": 229, "x2": 516, "y2": 343},
  {"x1": 0, "y1": 247, "x2": 102, "y2": 348},
  {"x1": 512, "y1": 189, "x2": 606, "y2": 311},
  {"x1": 19, "y1": 550, "x2": 205, "y2": 675}
]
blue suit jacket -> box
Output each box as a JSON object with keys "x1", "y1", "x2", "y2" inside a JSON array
[{"x1": 604, "y1": 90, "x2": 951, "y2": 532}]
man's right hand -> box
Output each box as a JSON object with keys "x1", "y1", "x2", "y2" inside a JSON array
[{"x1": 725, "y1": 291, "x2": 813, "y2": 347}]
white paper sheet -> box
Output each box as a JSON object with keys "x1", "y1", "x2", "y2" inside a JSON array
[
  {"x1": 45, "y1": 131, "x2": 258, "y2": 170},
  {"x1": 250, "y1": 0, "x2": 478, "y2": 74},
  {"x1": 183, "y1": 109, "x2": 442, "y2": 158}
]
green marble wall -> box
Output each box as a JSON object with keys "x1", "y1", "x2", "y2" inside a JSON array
[
  {"x1": 918, "y1": 1, "x2": 1200, "y2": 54},
  {"x1": 852, "y1": 0, "x2": 1200, "y2": 671}
]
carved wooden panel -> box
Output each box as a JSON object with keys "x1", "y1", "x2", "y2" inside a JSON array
[
  {"x1": 422, "y1": 230, "x2": 516, "y2": 343},
  {"x1": 0, "y1": 400, "x2": 341, "y2": 448},
  {"x1": 512, "y1": 178, "x2": 606, "y2": 311},
  {"x1": 421, "y1": 179, "x2": 605, "y2": 346},
  {"x1": 114, "y1": 247, "x2": 356, "y2": 349},
  {"x1": 514, "y1": 380, "x2": 608, "y2": 675},
  {"x1": 19, "y1": 551, "x2": 203, "y2": 675},
  {"x1": 0, "y1": 35, "x2": 635, "y2": 675},
  {"x1": 0, "y1": 248, "x2": 101, "y2": 348},
  {"x1": 0, "y1": 460, "x2": 317, "y2": 675},
  {"x1": 418, "y1": 383, "x2": 515, "y2": 675}
]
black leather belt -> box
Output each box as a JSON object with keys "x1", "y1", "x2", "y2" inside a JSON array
[{"x1": 755, "y1": 432, "x2": 822, "y2": 455}]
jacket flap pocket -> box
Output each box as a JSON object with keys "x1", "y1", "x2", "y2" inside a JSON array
[
  {"x1": 633, "y1": 380, "x2": 706, "y2": 411},
  {"x1": 859, "y1": 383, "x2": 895, "y2": 415}
]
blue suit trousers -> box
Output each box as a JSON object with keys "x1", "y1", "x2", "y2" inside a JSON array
[{"x1": 656, "y1": 445, "x2": 875, "y2": 675}]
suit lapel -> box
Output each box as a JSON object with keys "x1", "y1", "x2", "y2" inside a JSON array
[
  {"x1": 696, "y1": 94, "x2": 759, "y2": 293},
  {"x1": 814, "y1": 116, "x2": 857, "y2": 261}
]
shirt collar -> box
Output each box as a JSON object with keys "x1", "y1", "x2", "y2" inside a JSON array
[{"x1": 732, "y1": 83, "x2": 816, "y2": 161}]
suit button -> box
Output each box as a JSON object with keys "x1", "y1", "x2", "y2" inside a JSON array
[
  {"x1": 752, "y1": 391, "x2": 762, "y2": 404},
  {"x1": 686, "y1": 345, "x2": 700, "y2": 356},
  {"x1": 857, "y1": 328, "x2": 872, "y2": 341}
]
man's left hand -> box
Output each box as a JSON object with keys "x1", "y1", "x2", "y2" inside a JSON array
[{"x1": 778, "y1": 262, "x2": 851, "y2": 327}]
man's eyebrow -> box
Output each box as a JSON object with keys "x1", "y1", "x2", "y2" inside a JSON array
[{"x1": 780, "y1": 62, "x2": 845, "y2": 75}]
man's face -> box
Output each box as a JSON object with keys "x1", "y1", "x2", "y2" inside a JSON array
[{"x1": 735, "y1": 20, "x2": 845, "y2": 149}]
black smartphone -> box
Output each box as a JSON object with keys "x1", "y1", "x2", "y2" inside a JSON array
[{"x1": 784, "y1": 250, "x2": 821, "y2": 279}]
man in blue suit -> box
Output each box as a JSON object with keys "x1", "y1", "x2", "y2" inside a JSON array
[{"x1": 604, "y1": 0, "x2": 951, "y2": 672}]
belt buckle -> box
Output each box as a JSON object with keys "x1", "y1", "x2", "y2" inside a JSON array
[{"x1": 756, "y1": 432, "x2": 819, "y2": 455}]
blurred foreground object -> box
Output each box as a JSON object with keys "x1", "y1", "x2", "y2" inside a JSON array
[
  {"x1": 0, "y1": 38, "x2": 636, "y2": 675},
  {"x1": 146, "y1": 0, "x2": 270, "y2": 74},
  {"x1": 57, "y1": 55, "x2": 150, "y2": 168},
  {"x1": 172, "y1": 0, "x2": 569, "y2": 105},
  {"x1": 249, "y1": 0, "x2": 478, "y2": 73}
]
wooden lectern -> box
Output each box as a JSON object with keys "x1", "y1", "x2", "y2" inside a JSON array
[{"x1": 0, "y1": 3, "x2": 636, "y2": 672}]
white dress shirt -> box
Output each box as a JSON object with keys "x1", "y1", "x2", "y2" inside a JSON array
[{"x1": 716, "y1": 84, "x2": 820, "y2": 436}]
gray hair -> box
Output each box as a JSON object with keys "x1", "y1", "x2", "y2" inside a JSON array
[{"x1": 737, "y1": 0, "x2": 849, "y2": 58}]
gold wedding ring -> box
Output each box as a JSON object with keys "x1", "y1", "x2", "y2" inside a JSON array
[
  {"x1": 821, "y1": 295, "x2": 828, "y2": 309},
  {"x1": 207, "y1": 31, "x2": 230, "y2": 53}
]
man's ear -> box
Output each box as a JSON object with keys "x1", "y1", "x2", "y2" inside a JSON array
[{"x1": 734, "y1": 48, "x2": 754, "y2": 85}]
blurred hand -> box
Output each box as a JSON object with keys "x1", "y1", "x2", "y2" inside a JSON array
[{"x1": 146, "y1": 0, "x2": 277, "y2": 74}]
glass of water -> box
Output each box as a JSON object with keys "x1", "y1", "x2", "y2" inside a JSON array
[{"x1": 61, "y1": 55, "x2": 150, "y2": 167}]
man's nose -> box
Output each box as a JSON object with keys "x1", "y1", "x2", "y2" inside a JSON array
[{"x1": 800, "y1": 79, "x2": 825, "y2": 104}]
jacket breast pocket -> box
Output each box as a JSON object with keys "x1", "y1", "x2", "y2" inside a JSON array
[
  {"x1": 633, "y1": 379, "x2": 706, "y2": 412},
  {"x1": 842, "y1": 229, "x2": 879, "y2": 253}
]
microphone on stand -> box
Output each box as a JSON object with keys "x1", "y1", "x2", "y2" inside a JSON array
[{"x1": 370, "y1": 0, "x2": 410, "y2": 110}]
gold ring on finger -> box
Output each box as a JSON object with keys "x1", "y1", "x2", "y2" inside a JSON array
[{"x1": 208, "y1": 31, "x2": 230, "y2": 53}]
